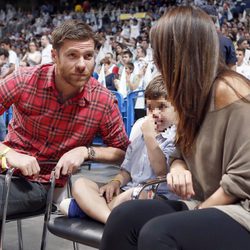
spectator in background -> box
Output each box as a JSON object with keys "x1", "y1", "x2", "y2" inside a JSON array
[
  {"x1": 0, "y1": 38, "x2": 19, "y2": 78},
  {"x1": 201, "y1": 5, "x2": 237, "y2": 70},
  {"x1": 124, "y1": 62, "x2": 135, "y2": 91},
  {"x1": 99, "y1": 57, "x2": 118, "y2": 91},
  {"x1": 40, "y1": 35, "x2": 53, "y2": 64},
  {"x1": 236, "y1": 48, "x2": 250, "y2": 79},
  {"x1": 237, "y1": 37, "x2": 250, "y2": 64},
  {"x1": 115, "y1": 61, "x2": 135, "y2": 95},
  {"x1": 118, "y1": 49, "x2": 133, "y2": 75},
  {"x1": 20, "y1": 41, "x2": 41, "y2": 66},
  {"x1": 130, "y1": 18, "x2": 140, "y2": 39},
  {"x1": 0, "y1": 47, "x2": 9, "y2": 140},
  {"x1": 0, "y1": 47, "x2": 9, "y2": 78},
  {"x1": 141, "y1": 37, "x2": 153, "y2": 62}
]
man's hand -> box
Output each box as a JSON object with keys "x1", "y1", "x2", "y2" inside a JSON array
[
  {"x1": 55, "y1": 146, "x2": 88, "y2": 179},
  {"x1": 5, "y1": 150, "x2": 40, "y2": 177},
  {"x1": 99, "y1": 181, "x2": 121, "y2": 203}
]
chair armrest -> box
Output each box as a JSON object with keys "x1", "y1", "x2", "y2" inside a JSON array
[{"x1": 131, "y1": 175, "x2": 167, "y2": 200}]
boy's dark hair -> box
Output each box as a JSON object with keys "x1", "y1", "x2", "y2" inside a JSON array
[{"x1": 145, "y1": 75, "x2": 167, "y2": 100}]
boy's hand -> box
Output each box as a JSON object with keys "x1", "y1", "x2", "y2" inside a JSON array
[
  {"x1": 99, "y1": 181, "x2": 121, "y2": 203},
  {"x1": 141, "y1": 115, "x2": 157, "y2": 138}
]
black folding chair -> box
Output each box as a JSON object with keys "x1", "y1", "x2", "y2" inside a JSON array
[
  {"x1": 0, "y1": 161, "x2": 57, "y2": 250},
  {"x1": 46, "y1": 175, "x2": 167, "y2": 249}
]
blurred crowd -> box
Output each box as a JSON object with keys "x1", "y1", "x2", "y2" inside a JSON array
[{"x1": 0, "y1": 0, "x2": 250, "y2": 95}]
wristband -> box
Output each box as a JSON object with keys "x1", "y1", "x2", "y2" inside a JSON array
[
  {"x1": 110, "y1": 178, "x2": 122, "y2": 186},
  {"x1": 0, "y1": 147, "x2": 11, "y2": 170}
]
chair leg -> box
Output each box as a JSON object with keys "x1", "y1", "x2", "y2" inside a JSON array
[
  {"x1": 73, "y1": 241, "x2": 79, "y2": 250},
  {"x1": 17, "y1": 220, "x2": 23, "y2": 250},
  {"x1": 40, "y1": 171, "x2": 56, "y2": 250},
  {"x1": 0, "y1": 168, "x2": 15, "y2": 249}
]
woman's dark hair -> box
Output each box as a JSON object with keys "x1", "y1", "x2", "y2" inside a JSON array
[{"x1": 150, "y1": 6, "x2": 219, "y2": 154}]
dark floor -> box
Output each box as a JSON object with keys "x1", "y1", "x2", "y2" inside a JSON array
[{"x1": 3, "y1": 163, "x2": 120, "y2": 250}]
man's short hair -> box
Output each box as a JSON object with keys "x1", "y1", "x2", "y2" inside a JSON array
[
  {"x1": 122, "y1": 50, "x2": 133, "y2": 58},
  {"x1": 145, "y1": 75, "x2": 168, "y2": 100},
  {"x1": 236, "y1": 47, "x2": 245, "y2": 55},
  {"x1": 237, "y1": 37, "x2": 247, "y2": 47},
  {"x1": 0, "y1": 38, "x2": 11, "y2": 46},
  {"x1": 51, "y1": 20, "x2": 98, "y2": 50}
]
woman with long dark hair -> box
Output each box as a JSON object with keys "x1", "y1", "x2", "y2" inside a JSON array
[{"x1": 100, "y1": 6, "x2": 250, "y2": 250}]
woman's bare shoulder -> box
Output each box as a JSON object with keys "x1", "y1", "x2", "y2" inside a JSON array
[{"x1": 215, "y1": 75, "x2": 250, "y2": 110}]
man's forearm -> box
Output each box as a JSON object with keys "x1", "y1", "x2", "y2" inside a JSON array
[{"x1": 91, "y1": 146, "x2": 126, "y2": 165}]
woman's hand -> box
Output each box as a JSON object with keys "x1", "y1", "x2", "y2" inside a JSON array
[{"x1": 167, "y1": 160, "x2": 195, "y2": 199}]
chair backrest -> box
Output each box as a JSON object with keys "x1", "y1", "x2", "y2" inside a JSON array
[
  {"x1": 92, "y1": 91, "x2": 127, "y2": 146},
  {"x1": 111, "y1": 90, "x2": 127, "y2": 131},
  {"x1": 3, "y1": 107, "x2": 13, "y2": 127},
  {"x1": 126, "y1": 90, "x2": 145, "y2": 136}
]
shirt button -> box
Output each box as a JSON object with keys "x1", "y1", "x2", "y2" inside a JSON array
[
  {"x1": 51, "y1": 127, "x2": 55, "y2": 131},
  {"x1": 45, "y1": 141, "x2": 50, "y2": 147}
]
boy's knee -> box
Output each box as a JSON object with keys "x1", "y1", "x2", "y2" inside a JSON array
[{"x1": 72, "y1": 177, "x2": 98, "y2": 196}]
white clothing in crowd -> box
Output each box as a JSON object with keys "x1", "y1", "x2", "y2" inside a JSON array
[
  {"x1": 41, "y1": 44, "x2": 53, "y2": 65},
  {"x1": 236, "y1": 62, "x2": 250, "y2": 80}
]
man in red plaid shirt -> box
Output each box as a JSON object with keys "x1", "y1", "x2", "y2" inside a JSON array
[{"x1": 0, "y1": 20, "x2": 129, "y2": 217}]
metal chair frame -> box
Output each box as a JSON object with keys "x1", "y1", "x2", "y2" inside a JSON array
[{"x1": 0, "y1": 161, "x2": 57, "y2": 250}]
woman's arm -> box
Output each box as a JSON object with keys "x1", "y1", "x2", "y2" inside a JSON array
[
  {"x1": 197, "y1": 187, "x2": 238, "y2": 209},
  {"x1": 167, "y1": 159, "x2": 195, "y2": 199}
]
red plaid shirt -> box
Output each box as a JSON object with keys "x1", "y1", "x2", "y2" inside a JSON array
[{"x1": 0, "y1": 64, "x2": 129, "y2": 186}]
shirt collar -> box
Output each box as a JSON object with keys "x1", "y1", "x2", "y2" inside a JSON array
[
  {"x1": 43, "y1": 65, "x2": 99, "y2": 106},
  {"x1": 70, "y1": 77, "x2": 98, "y2": 106},
  {"x1": 159, "y1": 125, "x2": 176, "y2": 139},
  {"x1": 43, "y1": 64, "x2": 56, "y2": 89}
]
